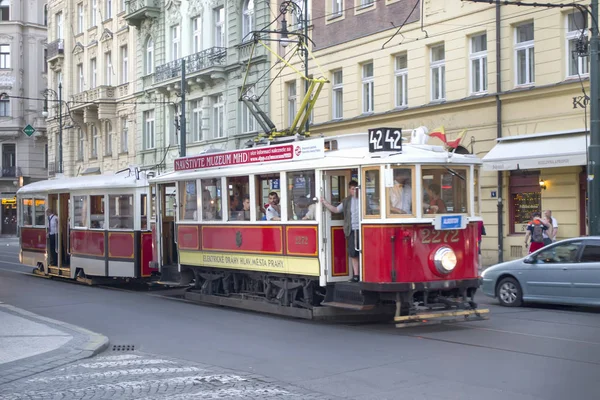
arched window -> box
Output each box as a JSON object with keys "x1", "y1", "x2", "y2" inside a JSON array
[
  {"x1": 242, "y1": 0, "x2": 254, "y2": 41},
  {"x1": 43, "y1": 4, "x2": 48, "y2": 26},
  {"x1": 145, "y1": 37, "x2": 154, "y2": 75}
]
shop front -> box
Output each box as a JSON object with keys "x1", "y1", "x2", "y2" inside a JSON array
[{"x1": 1, "y1": 196, "x2": 17, "y2": 235}]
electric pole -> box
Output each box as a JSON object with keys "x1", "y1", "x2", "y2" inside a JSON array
[{"x1": 588, "y1": 0, "x2": 600, "y2": 235}]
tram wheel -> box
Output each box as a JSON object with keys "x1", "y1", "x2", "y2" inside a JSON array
[{"x1": 496, "y1": 277, "x2": 522, "y2": 307}]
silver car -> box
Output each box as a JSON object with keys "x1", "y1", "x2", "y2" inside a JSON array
[{"x1": 481, "y1": 237, "x2": 600, "y2": 307}]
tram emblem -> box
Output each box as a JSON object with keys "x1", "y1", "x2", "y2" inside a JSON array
[{"x1": 236, "y1": 231, "x2": 243, "y2": 248}]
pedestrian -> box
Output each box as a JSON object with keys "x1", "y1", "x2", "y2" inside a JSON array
[
  {"x1": 524, "y1": 212, "x2": 550, "y2": 254},
  {"x1": 543, "y1": 209, "x2": 558, "y2": 245},
  {"x1": 321, "y1": 180, "x2": 361, "y2": 282},
  {"x1": 46, "y1": 208, "x2": 58, "y2": 266}
]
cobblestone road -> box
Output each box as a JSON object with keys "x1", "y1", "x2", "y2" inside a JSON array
[{"x1": 0, "y1": 352, "x2": 337, "y2": 400}]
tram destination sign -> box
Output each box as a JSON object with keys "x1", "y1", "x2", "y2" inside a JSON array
[
  {"x1": 174, "y1": 138, "x2": 325, "y2": 171},
  {"x1": 368, "y1": 128, "x2": 402, "y2": 153}
]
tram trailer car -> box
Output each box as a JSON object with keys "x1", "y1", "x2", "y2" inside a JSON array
[
  {"x1": 151, "y1": 130, "x2": 488, "y2": 325},
  {"x1": 17, "y1": 171, "x2": 157, "y2": 283}
]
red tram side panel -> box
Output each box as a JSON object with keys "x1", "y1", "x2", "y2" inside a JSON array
[{"x1": 21, "y1": 227, "x2": 46, "y2": 252}]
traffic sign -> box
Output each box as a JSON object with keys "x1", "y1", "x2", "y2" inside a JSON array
[{"x1": 22, "y1": 124, "x2": 35, "y2": 137}]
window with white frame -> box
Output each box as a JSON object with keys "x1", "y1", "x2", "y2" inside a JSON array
[
  {"x1": 567, "y1": 11, "x2": 589, "y2": 77},
  {"x1": 105, "y1": 0, "x2": 112, "y2": 19},
  {"x1": 145, "y1": 37, "x2": 154, "y2": 74},
  {"x1": 362, "y1": 62, "x2": 374, "y2": 113},
  {"x1": 470, "y1": 33, "x2": 487, "y2": 93},
  {"x1": 144, "y1": 110, "x2": 155, "y2": 149},
  {"x1": 90, "y1": 57, "x2": 97, "y2": 88},
  {"x1": 171, "y1": 25, "x2": 180, "y2": 61},
  {"x1": 430, "y1": 44, "x2": 445, "y2": 101},
  {"x1": 0, "y1": 0, "x2": 8, "y2": 21},
  {"x1": 212, "y1": 94, "x2": 225, "y2": 139},
  {"x1": 91, "y1": 125, "x2": 98, "y2": 158},
  {"x1": 332, "y1": 69, "x2": 343, "y2": 119},
  {"x1": 192, "y1": 99, "x2": 202, "y2": 142},
  {"x1": 0, "y1": 44, "x2": 9, "y2": 69},
  {"x1": 214, "y1": 7, "x2": 225, "y2": 47},
  {"x1": 192, "y1": 17, "x2": 201, "y2": 53},
  {"x1": 105, "y1": 121, "x2": 112, "y2": 156},
  {"x1": 43, "y1": 4, "x2": 47, "y2": 25},
  {"x1": 120, "y1": 117, "x2": 128, "y2": 153},
  {"x1": 241, "y1": 87, "x2": 257, "y2": 133},
  {"x1": 91, "y1": 0, "x2": 97, "y2": 26},
  {"x1": 120, "y1": 45, "x2": 128, "y2": 84},
  {"x1": 515, "y1": 22, "x2": 534, "y2": 86},
  {"x1": 105, "y1": 52, "x2": 112, "y2": 86},
  {"x1": 77, "y1": 3, "x2": 83, "y2": 33},
  {"x1": 77, "y1": 128, "x2": 84, "y2": 160},
  {"x1": 287, "y1": 81, "x2": 297, "y2": 127},
  {"x1": 77, "y1": 63, "x2": 84, "y2": 92},
  {"x1": 242, "y1": 0, "x2": 254, "y2": 41},
  {"x1": 394, "y1": 54, "x2": 407, "y2": 107},
  {"x1": 0, "y1": 99, "x2": 9, "y2": 117},
  {"x1": 332, "y1": 0, "x2": 343, "y2": 16},
  {"x1": 56, "y1": 12, "x2": 63, "y2": 39},
  {"x1": 360, "y1": 0, "x2": 374, "y2": 7}
]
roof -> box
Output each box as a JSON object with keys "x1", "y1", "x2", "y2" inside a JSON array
[{"x1": 17, "y1": 171, "x2": 149, "y2": 195}]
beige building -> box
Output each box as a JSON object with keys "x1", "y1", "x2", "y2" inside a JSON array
[
  {"x1": 46, "y1": 0, "x2": 137, "y2": 177},
  {"x1": 271, "y1": 0, "x2": 591, "y2": 264},
  {"x1": 0, "y1": 0, "x2": 48, "y2": 234}
]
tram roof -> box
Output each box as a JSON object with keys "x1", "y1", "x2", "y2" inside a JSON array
[
  {"x1": 17, "y1": 171, "x2": 148, "y2": 195},
  {"x1": 150, "y1": 133, "x2": 481, "y2": 183}
]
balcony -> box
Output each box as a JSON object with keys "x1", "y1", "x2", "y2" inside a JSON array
[
  {"x1": 47, "y1": 39, "x2": 64, "y2": 61},
  {"x1": 124, "y1": 0, "x2": 160, "y2": 28},
  {"x1": 154, "y1": 47, "x2": 227, "y2": 89},
  {"x1": 70, "y1": 86, "x2": 117, "y2": 122},
  {"x1": 0, "y1": 166, "x2": 21, "y2": 178}
]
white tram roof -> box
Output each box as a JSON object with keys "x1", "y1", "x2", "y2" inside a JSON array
[
  {"x1": 17, "y1": 171, "x2": 149, "y2": 195},
  {"x1": 150, "y1": 133, "x2": 482, "y2": 183}
]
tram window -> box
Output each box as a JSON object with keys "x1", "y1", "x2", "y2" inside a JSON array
[
  {"x1": 363, "y1": 168, "x2": 381, "y2": 217},
  {"x1": 21, "y1": 198, "x2": 33, "y2": 226},
  {"x1": 422, "y1": 167, "x2": 468, "y2": 215},
  {"x1": 256, "y1": 174, "x2": 280, "y2": 221},
  {"x1": 150, "y1": 186, "x2": 156, "y2": 220},
  {"x1": 329, "y1": 175, "x2": 345, "y2": 221},
  {"x1": 73, "y1": 196, "x2": 88, "y2": 228},
  {"x1": 35, "y1": 199, "x2": 46, "y2": 226},
  {"x1": 141, "y1": 194, "x2": 148, "y2": 230},
  {"x1": 227, "y1": 176, "x2": 249, "y2": 221},
  {"x1": 287, "y1": 170, "x2": 316, "y2": 220},
  {"x1": 90, "y1": 195, "x2": 105, "y2": 229},
  {"x1": 179, "y1": 180, "x2": 198, "y2": 221},
  {"x1": 163, "y1": 185, "x2": 176, "y2": 218},
  {"x1": 387, "y1": 168, "x2": 413, "y2": 217},
  {"x1": 201, "y1": 178, "x2": 222, "y2": 221},
  {"x1": 108, "y1": 195, "x2": 133, "y2": 230}
]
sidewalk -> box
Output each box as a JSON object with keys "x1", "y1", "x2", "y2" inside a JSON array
[{"x1": 0, "y1": 302, "x2": 109, "y2": 385}]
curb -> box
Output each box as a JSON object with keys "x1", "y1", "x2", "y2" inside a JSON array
[{"x1": 0, "y1": 303, "x2": 109, "y2": 385}]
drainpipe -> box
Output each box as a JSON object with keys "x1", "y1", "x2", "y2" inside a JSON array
[{"x1": 495, "y1": 1, "x2": 504, "y2": 263}]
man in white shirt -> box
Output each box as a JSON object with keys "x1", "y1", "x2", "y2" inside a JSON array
[
  {"x1": 390, "y1": 169, "x2": 412, "y2": 214},
  {"x1": 543, "y1": 209, "x2": 558, "y2": 245},
  {"x1": 266, "y1": 192, "x2": 281, "y2": 221},
  {"x1": 46, "y1": 209, "x2": 58, "y2": 266}
]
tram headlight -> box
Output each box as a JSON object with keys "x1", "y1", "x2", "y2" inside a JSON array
[{"x1": 433, "y1": 246, "x2": 457, "y2": 274}]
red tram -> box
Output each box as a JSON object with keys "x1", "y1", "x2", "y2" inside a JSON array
[
  {"x1": 150, "y1": 129, "x2": 488, "y2": 325},
  {"x1": 17, "y1": 170, "x2": 157, "y2": 283}
]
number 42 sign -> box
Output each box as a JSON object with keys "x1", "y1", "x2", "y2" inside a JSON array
[{"x1": 368, "y1": 128, "x2": 402, "y2": 153}]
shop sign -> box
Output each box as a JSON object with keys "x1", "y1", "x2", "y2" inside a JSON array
[{"x1": 1, "y1": 198, "x2": 16, "y2": 205}]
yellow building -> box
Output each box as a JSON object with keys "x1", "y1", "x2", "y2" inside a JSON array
[{"x1": 269, "y1": 0, "x2": 590, "y2": 264}]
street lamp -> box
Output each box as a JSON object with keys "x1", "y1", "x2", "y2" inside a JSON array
[{"x1": 42, "y1": 83, "x2": 63, "y2": 174}]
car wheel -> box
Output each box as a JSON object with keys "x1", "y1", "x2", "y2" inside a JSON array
[{"x1": 497, "y1": 277, "x2": 523, "y2": 307}]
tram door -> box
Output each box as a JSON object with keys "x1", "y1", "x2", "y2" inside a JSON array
[
  {"x1": 158, "y1": 183, "x2": 178, "y2": 267},
  {"x1": 47, "y1": 194, "x2": 58, "y2": 268},
  {"x1": 322, "y1": 169, "x2": 354, "y2": 282},
  {"x1": 59, "y1": 193, "x2": 70, "y2": 267}
]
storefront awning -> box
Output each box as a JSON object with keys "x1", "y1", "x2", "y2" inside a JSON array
[{"x1": 482, "y1": 131, "x2": 588, "y2": 171}]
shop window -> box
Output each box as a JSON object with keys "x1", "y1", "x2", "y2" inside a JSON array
[
  {"x1": 73, "y1": 196, "x2": 88, "y2": 228},
  {"x1": 387, "y1": 167, "x2": 413, "y2": 217},
  {"x1": 201, "y1": 178, "x2": 222, "y2": 221},
  {"x1": 287, "y1": 170, "x2": 316, "y2": 220},
  {"x1": 90, "y1": 195, "x2": 105, "y2": 229},
  {"x1": 509, "y1": 172, "x2": 540, "y2": 234},
  {"x1": 179, "y1": 180, "x2": 198, "y2": 220},
  {"x1": 422, "y1": 167, "x2": 468, "y2": 215},
  {"x1": 108, "y1": 195, "x2": 133, "y2": 229},
  {"x1": 363, "y1": 168, "x2": 380, "y2": 217},
  {"x1": 256, "y1": 174, "x2": 281, "y2": 221},
  {"x1": 35, "y1": 199, "x2": 46, "y2": 226},
  {"x1": 141, "y1": 194, "x2": 148, "y2": 230},
  {"x1": 227, "y1": 176, "x2": 250, "y2": 221},
  {"x1": 21, "y1": 199, "x2": 33, "y2": 226}
]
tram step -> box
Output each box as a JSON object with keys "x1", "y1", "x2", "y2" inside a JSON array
[
  {"x1": 160, "y1": 265, "x2": 181, "y2": 284},
  {"x1": 323, "y1": 282, "x2": 378, "y2": 309}
]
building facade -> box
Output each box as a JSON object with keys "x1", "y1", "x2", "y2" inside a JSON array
[
  {"x1": 270, "y1": 0, "x2": 591, "y2": 264},
  {"x1": 46, "y1": 0, "x2": 138, "y2": 178},
  {"x1": 124, "y1": 0, "x2": 271, "y2": 173},
  {"x1": 0, "y1": 0, "x2": 48, "y2": 235}
]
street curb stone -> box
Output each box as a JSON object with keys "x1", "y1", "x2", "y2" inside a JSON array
[{"x1": 0, "y1": 303, "x2": 109, "y2": 385}]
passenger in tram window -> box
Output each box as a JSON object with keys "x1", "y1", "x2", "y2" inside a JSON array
[
  {"x1": 425, "y1": 183, "x2": 447, "y2": 214},
  {"x1": 321, "y1": 180, "x2": 361, "y2": 282},
  {"x1": 202, "y1": 189, "x2": 216, "y2": 220},
  {"x1": 302, "y1": 199, "x2": 317, "y2": 220},
  {"x1": 241, "y1": 195, "x2": 251, "y2": 220},
  {"x1": 390, "y1": 169, "x2": 412, "y2": 214},
  {"x1": 266, "y1": 192, "x2": 281, "y2": 221}
]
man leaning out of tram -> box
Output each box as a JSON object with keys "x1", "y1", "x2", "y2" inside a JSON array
[{"x1": 321, "y1": 181, "x2": 360, "y2": 282}]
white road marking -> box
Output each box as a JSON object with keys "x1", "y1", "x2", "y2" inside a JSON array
[
  {"x1": 27, "y1": 367, "x2": 206, "y2": 383},
  {"x1": 138, "y1": 387, "x2": 291, "y2": 400},
  {"x1": 66, "y1": 359, "x2": 176, "y2": 369},
  {"x1": 94, "y1": 354, "x2": 141, "y2": 361}
]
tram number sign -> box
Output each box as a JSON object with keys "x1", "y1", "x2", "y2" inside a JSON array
[
  {"x1": 421, "y1": 229, "x2": 460, "y2": 244},
  {"x1": 368, "y1": 128, "x2": 402, "y2": 153}
]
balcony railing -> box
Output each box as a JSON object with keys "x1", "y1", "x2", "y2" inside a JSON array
[
  {"x1": 154, "y1": 47, "x2": 227, "y2": 84},
  {"x1": 124, "y1": 0, "x2": 160, "y2": 28},
  {"x1": 47, "y1": 39, "x2": 64, "y2": 60},
  {"x1": 48, "y1": 162, "x2": 56, "y2": 177},
  {"x1": 71, "y1": 85, "x2": 116, "y2": 109},
  {"x1": 0, "y1": 166, "x2": 21, "y2": 178}
]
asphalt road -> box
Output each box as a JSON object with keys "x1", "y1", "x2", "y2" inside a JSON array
[{"x1": 1, "y1": 239, "x2": 600, "y2": 400}]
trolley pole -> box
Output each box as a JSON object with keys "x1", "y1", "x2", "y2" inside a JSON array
[
  {"x1": 179, "y1": 59, "x2": 187, "y2": 158},
  {"x1": 589, "y1": 0, "x2": 600, "y2": 235},
  {"x1": 303, "y1": 0, "x2": 309, "y2": 135},
  {"x1": 58, "y1": 82, "x2": 63, "y2": 174}
]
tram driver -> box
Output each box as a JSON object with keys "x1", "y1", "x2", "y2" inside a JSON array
[
  {"x1": 321, "y1": 180, "x2": 361, "y2": 283},
  {"x1": 390, "y1": 169, "x2": 412, "y2": 214}
]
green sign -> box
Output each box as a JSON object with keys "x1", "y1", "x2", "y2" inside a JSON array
[{"x1": 23, "y1": 124, "x2": 35, "y2": 137}]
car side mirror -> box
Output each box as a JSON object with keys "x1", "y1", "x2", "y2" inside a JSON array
[{"x1": 524, "y1": 256, "x2": 535, "y2": 264}]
